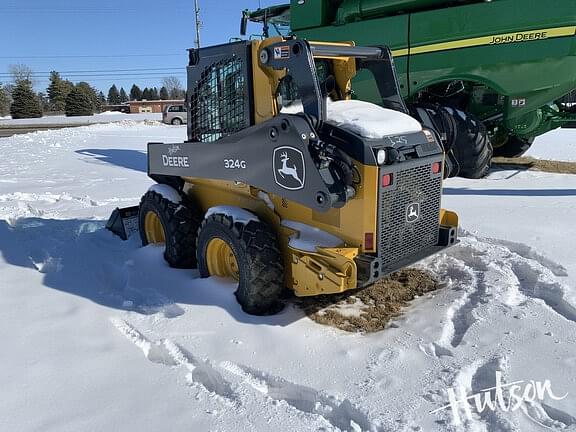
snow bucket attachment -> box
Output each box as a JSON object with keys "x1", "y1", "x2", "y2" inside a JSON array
[{"x1": 106, "y1": 206, "x2": 139, "y2": 240}]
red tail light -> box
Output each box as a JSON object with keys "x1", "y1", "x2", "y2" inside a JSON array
[
  {"x1": 382, "y1": 173, "x2": 393, "y2": 187},
  {"x1": 364, "y1": 233, "x2": 374, "y2": 251}
]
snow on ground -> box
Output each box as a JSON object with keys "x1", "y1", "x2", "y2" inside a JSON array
[
  {"x1": 526, "y1": 128, "x2": 576, "y2": 161},
  {"x1": 1, "y1": 122, "x2": 575, "y2": 432},
  {"x1": 0, "y1": 112, "x2": 161, "y2": 126}
]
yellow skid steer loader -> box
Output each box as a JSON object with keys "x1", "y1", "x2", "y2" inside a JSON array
[{"x1": 107, "y1": 37, "x2": 458, "y2": 315}]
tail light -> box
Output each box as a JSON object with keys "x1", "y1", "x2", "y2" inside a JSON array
[
  {"x1": 382, "y1": 173, "x2": 393, "y2": 187},
  {"x1": 364, "y1": 232, "x2": 374, "y2": 251}
]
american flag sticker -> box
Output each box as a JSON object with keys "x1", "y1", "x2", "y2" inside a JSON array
[{"x1": 274, "y1": 46, "x2": 291, "y2": 60}]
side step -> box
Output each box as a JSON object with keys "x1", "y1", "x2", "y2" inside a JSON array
[{"x1": 106, "y1": 206, "x2": 140, "y2": 240}]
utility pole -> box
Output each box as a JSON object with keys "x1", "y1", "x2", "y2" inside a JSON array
[{"x1": 194, "y1": 0, "x2": 202, "y2": 49}]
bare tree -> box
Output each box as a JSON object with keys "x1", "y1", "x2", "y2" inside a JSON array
[
  {"x1": 162, "y1": 76, "x2": 185, "y2": 100},
  {"x1": 9, "y1": 64, "x2": 35, "y2": 85}
]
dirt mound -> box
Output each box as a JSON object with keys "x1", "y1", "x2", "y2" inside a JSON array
[
  {"x1": 493, "y1": 157, "x2": 576, "y2": 174},
  {"x1": 294, "y1": 268, "x2": 438, "y2": 333}
]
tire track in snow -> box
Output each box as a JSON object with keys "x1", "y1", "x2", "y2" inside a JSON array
[
  {"x1": 469, "y1": 356, "x2": 519, "y2": 432},
  {"x1": 431, "y1": 233, "x2": 576, "y2": 351},
  {"x1": 512, "y1": 261, "x2": 576, "y2": 324},
  {"x1": 110, "y1": 318, "x2": 238, "y2": 403},
  {"x1": 429, "y1": 249, "x2": 490, "y2": 349},
  {"x1": 522, "y1": 402, "x2": 576, "y2": 430},
  {"x1": 220, "y1": 361, "x2": 383, "y2": 432}
]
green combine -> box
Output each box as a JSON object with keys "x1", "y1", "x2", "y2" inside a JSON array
[{"x1": 243, "y1": 0, "x2": 576, "y2": 178}]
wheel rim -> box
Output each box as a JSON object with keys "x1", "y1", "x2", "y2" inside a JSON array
[
  {"x1": 206, "y1": 238, "x2": 239, "y2": 280},
  {"x1": 144, "y1": 211, "x2": 165, "y2": 244}
]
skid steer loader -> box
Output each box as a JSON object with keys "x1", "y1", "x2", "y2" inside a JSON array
[{"x1": 109, "y1": 37, "x2": 459, "y2": 315}]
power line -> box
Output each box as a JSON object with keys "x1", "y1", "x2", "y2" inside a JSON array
[
  {"x1": 0, "y1": 68, "x2": 185, "y2": 77},
  {"x1": 0, "y1": 53, "x2": 184, "y2": 59},
  {"x1": 0, "y1": 9, "x2": 139, "y2": 14}
]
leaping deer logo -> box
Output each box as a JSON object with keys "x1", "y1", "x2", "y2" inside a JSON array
[
  {"x1": 273, "y1": 147, "x2": 306, "y2": 190},
  {"x1": 278, "y1": 152, "x2": 303, "y2": 186},
  {"x1": 406, "y1": 203, "x2": 420, "y2": 223}
]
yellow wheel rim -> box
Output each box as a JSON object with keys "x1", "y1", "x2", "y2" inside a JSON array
[
  {"x1": 206, "y1": 238, "x2": 239, "y2": 281},
  {"x1": 144, "y1": 211, "x2": 165, "y2": 244}
]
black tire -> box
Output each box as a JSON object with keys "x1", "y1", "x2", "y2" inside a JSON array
[
  {"x1": 138, "y1": 187, "x2": 202, "y2": 269},
  {"x1": 196, "y1": 212, "x2": 285, "y2": 315},
  {"x1": 493, "y1": 135, "x2": 534, "y2": 158},
  {"x1": 171, "y1": 117, "x2": 183, "y2": 125},
  {"x1": 409, "y1": 103, "x2": 460, "y2": 178},
  {"x1": 444, "y1": 107, "x2": 493, "y2": 179}
]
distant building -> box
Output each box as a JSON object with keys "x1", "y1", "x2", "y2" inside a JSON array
[
  {"x1": 127, "y1": 100, "x2": 185, "y2": 114},
  {"x1": 101, "y1": 104, "x2": 130, "y2": 114}
]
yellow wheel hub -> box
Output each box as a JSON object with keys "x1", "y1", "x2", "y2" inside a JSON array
[
  {"x1": 206, "y1": 238, "x2": 239, "y2": 280},
  {"x1": 144, "y1": 211, "x2": 165, "y2": 244}
]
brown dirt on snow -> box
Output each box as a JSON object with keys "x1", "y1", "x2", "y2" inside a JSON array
[
  {"x1": 492, "y1": 157, "x2": 576, "y2": 175},
  {"x1": 294, "y1": 268, "x2": 439, "y2": 333}
]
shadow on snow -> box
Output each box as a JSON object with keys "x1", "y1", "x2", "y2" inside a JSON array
[
  {"x1": 0, "y1": 217, "x2": 298, "y2": 326},
  {"x1": 76, "y1": 149, "x2": 147, "y2": 173}
]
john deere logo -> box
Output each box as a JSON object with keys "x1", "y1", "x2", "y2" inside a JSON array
[
  {"x1": 406, "y1": 202, "x2": 420, "y2": 223},
  {"x1": 273, "y1": 146, "x2": 305, "y2": 191}
]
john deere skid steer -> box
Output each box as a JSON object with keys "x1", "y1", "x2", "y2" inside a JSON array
[{"x1": 115, "y1": 37, "x2": 459, "y2": 315}]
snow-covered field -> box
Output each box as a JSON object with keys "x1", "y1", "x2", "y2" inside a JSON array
[
  {"x1": 0, "y1": 112, "x2": 161, "y2": 126},
  {"x1": 0, "y1": 121, "x2": 575, "y2": 432}
]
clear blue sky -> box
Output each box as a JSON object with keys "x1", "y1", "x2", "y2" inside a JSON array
[{"x1": 0, "y1": 0, "x2": 287, "y2": 93}]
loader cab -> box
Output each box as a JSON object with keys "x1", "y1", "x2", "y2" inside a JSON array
[{"x1": 186, "y1": 37, "x2": 408, "y2": 144}]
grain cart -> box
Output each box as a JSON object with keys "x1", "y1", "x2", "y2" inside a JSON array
[
  {"x1": 117, "y1": 37, "x2": 458, "y2": 315},
  {"x1": 243, "y1": 0, "x2": 576, "y2": 178}
]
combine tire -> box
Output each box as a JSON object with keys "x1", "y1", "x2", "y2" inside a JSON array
[
  {"x1": 445, "y1": 107, "x2": 493, "y2": 179},
  {"x1": 409, "y1": 104, "x2": 493, "y2": 178},
  {"x1": 493, "y1": 135, "x2": 534, "y2": 158},
  {"x1": 139, "y1": 187, "x2": 202, "y2": 268},
  {"x1": 196, "y1": 212, "x2": 285, "y2": 315}
]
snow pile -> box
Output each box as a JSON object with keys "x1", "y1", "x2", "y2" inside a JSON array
[
  {"x1": 282, "y1": 219, "x2": 343, "y2": 252},
  {"x1": 98, "y1": 111, "x2": 125, "y2": 115},
  {"x1": 280, "y1": 98, "x2": 422, "y2": 138},
  {"x1": 326, "y1": 99, "x2": 422, "y2": 138}
]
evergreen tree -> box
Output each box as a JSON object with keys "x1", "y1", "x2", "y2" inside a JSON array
[
  {"x1": 141, "y1": 87, "x2": 151, "y2": 100},
  {"x1": 159, "y1": 86, "x2": 169, "y2": 100},
  {"x1": 37, "y1": 92, "x2": 50, "y2": 112},
  {"x1": 65, "y1": 87, "x2": 94, "y2": 116},
  {"x1": 77, "y1": 81, "x2": 100, "y2": 112},
  {"x1": 98, "y1": 91, "x2": 107, "y2": 106},
  {"x1": 10, "y1": 80, "x2": 42, "y2": 119},
  {"x1": 47, "y1": 71, "x2": 70, "y2": 112},
  {"x1": 107, "y1": 84, "x2": 120, "y2": 104},
  {"x1": 0, "y1": 84, "x2": 10, "y2": 116},
  {"x1": 130, "y1": 84, "x2": 142, "y2": 101},
  {"x1": 119, "y1": 87, "x2": 129, "y2": 103},
  {"x1": 151, "y1": 87, "x2": 159, "y2": 100}
]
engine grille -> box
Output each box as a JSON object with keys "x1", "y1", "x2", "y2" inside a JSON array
[{"x1": 379, "y1": 160, "x2": 442, "y2": 271}]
